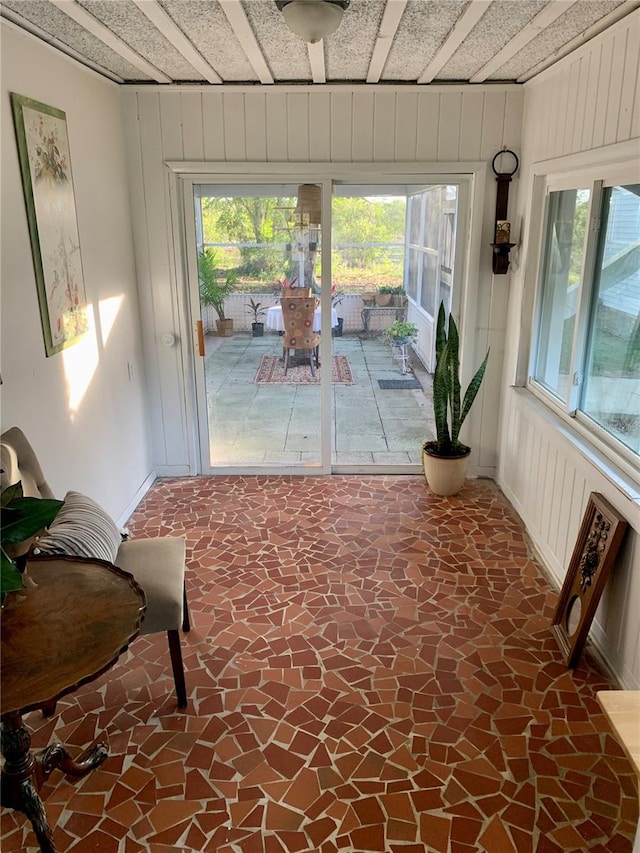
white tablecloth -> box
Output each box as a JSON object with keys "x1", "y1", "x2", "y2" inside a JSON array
[{"x1": 266, "y1": 305, "x2": 338, "y2": 332}]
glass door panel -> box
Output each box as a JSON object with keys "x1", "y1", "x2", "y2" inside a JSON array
[{"x1": 191, "y1": 183, "x2": 324, "y2": 471}]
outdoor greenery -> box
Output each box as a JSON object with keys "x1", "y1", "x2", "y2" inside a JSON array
[
  {"x1": 200, "y1": 195, "x2": 406, "y2": 294},
  {"x1": 1, "y1": 481, "x2": 63, "y2": 601},
  {"x1": 385, "y1": 320, "x2": 418, "y2": 341},
  {"x1": 425, "y1": 303, "x2": 489, "y2": 458},
  {"x1": 198, "y1": 248, "x2": 238, "y2": 321}
]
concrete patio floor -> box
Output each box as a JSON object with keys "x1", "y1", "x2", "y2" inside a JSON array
[{"x1": 202, "y1": 332, "x2": 435, "y2": 468}]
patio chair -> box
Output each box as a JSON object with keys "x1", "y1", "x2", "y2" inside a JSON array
[
  {"x1": 0, "y1": 426, "x2": 191, "y2": 709},
  {"x1": 281, "y1": 295, "x2": 321, "y2": 376}
]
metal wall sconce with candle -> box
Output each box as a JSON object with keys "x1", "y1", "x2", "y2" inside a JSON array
[{"x1": 491, "y1": 148, "x2": 519, "y2": 274}]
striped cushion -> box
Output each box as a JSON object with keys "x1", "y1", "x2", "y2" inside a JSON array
[{"x1": 35, "y1": 490, "x2": 121, "y2": 564}]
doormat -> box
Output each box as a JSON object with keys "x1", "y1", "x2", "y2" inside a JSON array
[
  {"x1": 378, "y1": 378, "x2": 422, "y2": 389},
  {"x1": 254, "y1": 355, "x2": 353, "y2": 384}
]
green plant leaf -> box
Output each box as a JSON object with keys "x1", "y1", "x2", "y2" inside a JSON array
[
  {"x1": 1, "y1": 481, "x2": 23, "y2": 507},
  {"x1": 447, "y1": 314, "x2": 462, "y2": 444},
  {"x1": 1, "y1": 548, "x2": 23, "y2": 597},
  {"x1": 459, "y1": 349, "x2": 490, "y2": 430},
  {"x1": 433, "y1": 339, "x2": 451, "y2": 448},
  {"x1": 1, "y1": 497, "x2": 64, "y2": 545}
]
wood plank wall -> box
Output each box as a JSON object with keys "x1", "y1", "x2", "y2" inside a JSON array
[
  {"x1": 121, "y1": 85, "x2": 522, "y2": 477},
  {"x1": 498, "y1": 11, "x2": 640, "y2": 688}
]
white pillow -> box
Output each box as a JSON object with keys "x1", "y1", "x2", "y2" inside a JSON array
[{"x1": 35, "y1": 490, "x2": 121, "y2": 564}]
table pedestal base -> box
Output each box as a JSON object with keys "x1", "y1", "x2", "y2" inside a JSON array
[{"x1": 1, "y1": 711, "x2": 108, "y2": 853}]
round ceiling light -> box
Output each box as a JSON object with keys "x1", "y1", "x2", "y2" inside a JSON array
[{"x1": 276, "y1": 0, "x2": 350, "y2": 44}]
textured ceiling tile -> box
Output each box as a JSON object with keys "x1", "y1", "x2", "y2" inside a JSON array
[
  {"x1": 492, "y1": 0, "x2": 627, "y2": 79},
  {"x1": 159, "y1": 0, "x2": 258, "y2": 83},
  {"x1": 245, "y1": 0, "x2": 311, "y2": 82},
  {"x1": 383, "y1": 0, "x2": 468, "y2": 82},
  {"x1": 78, "y1": 0, "x2": 205, "y2": 81},
  {"x1": 2, "y1": 0, "x2": 153, "y2": 80},
  {"x1": 327, "y1": 0, "x2": 385, "y2": 82},
  {"x1": 438, "y1": 0, "x2": 548, "y2": 81}
]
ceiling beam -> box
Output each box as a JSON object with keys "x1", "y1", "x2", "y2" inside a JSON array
[
  {"x1": 471, "y1": 0, "x2": 579, "y2": 82},
  {"x1": 308, "y1": 41, "x2": 326, "y2": 84},
  {"x1": 0, "y1": 6, "x2": 124, "y2": 82},
  {"x1": 367, "y1": 0, "x2": 407, "y2": 84},
  {"x1": 219, "y1": 0, "x2": 274, "y2": 85},
  {"x1": 49, "y1": 0, "x2": 171, "y2": 83},
  {"x1": 418, "y1": 0, "x2": 492, "y2": 84},
  {"x1": 518, "y1": 0, "x2": 640, "y2": 82},
  {"x1": 131, "y1": 0, "x2": 222, "y2": 84}
]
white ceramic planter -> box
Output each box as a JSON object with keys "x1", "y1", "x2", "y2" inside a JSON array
[{"x1": 422, "y1": 445, "x2": 471, "y2": 496}]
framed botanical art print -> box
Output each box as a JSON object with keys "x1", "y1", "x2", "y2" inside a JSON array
[{"x1": 11, "y1": 93, "x2": 88, "y2": 357}]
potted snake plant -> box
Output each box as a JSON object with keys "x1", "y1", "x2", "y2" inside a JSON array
[{"x1": 423, "y1": 303, "x2": 489, "y2": 496}]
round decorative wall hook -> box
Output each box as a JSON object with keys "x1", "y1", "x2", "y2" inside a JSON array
[{"x1": 492, "y1": 148, "x2": 519, "y2": 178}]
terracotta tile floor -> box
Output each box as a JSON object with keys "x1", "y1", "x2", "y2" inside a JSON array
[{"x1": 2, "y1": 477, "x2": 638, "y2": 852}]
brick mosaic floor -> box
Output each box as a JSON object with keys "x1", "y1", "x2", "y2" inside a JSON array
[{"x1": 1, "y1": 476, "x2": 637, "y2": 852}]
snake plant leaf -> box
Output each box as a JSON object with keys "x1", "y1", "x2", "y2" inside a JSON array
[
  {"x1": 447, "y1": 314, "x2": 462, "y2": 445},
  {"x1": 459, "y1": 350, "x2": 490, "y2": 431},
  {"x1": 433, "y1": 339, "x2": 451, "y2": 448}
]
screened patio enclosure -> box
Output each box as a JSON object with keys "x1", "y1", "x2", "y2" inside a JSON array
[{"x1": 188, "y1": 179, "x2": 466, "y2": 474}]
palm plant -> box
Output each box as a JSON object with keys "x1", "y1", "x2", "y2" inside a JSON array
[
  {"x1": 426, "y1": 302, "x2": 489, "y2": 458},
  {"x1": 197, "y1": 249, "x2": 238, "y2": 321}
]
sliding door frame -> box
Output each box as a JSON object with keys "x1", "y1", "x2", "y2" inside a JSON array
[{"x1": 166, "y1": 161, "x2": 487, "y2": 476}]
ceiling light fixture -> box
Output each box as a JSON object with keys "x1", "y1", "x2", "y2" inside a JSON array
[{"x1": 275, "y1": 0, "x2": 350, "y2": 44}]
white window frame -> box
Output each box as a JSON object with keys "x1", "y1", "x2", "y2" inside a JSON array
[{"x1": 528, "y1": 157, "x2": 640, "y2": 482}]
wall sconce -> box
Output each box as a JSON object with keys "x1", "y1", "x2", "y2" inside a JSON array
[
  {"x1": 275, "y1": 0, "x2": 350, "y2": 43},
  {"x1": 491, "y1": 148, "x2": 519, "y2": 275}
]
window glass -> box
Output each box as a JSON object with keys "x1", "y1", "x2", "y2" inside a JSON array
[
  {"x1": 420, "y1": 251, "x2": 438, "y2": 315},
  {"x1": 406, "y1": 248, "x2": 419, "y2": 301},
  {"x1": 582, "y1": 184, "x2": 640, "y2": 454},
  {"x1": 409, "y1": 196, "x2": 422, "y2": 244},
  {"x1": 534, "y1": 188, "x2": 590, "y2": 402}
]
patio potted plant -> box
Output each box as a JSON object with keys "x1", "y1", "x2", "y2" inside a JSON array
[
  {"x1": 376, "y1": 286, "x2": 395, "y2": 307},
  {"x1": 247, "y1": 298, "x2": 267, "y2": 337},
  {"x1": 423, "y1": 303, "x2": 489, "y2": 497},
  {"x1": 385, "y1": 320, "x2": 417, "y2": 343},
  {"x1": 198, "y1": 248, "x2": 238, "y2": 337}
]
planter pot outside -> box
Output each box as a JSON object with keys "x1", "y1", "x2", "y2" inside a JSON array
[
  {"x1": 422, "y1": 442, "x2": 471, "y2": 496},
  {"x1": 252, "y1": 322, "x2": 265, "y2": 337},
  {"x1": 392, "y1": 294, "x2": 408, "y2": 308},
  {"x1": 216, "y1": 319, "x2": 234, "y2": 337},
  {"x1": 376, "y1": 293, "x2": 392, "y2": 306},
  {"x1": 362, "y1": 293, "x2": 376, "y2": 307},
  {"x1": 332, "y1": 317, "x2": 344, "y2": 337}
]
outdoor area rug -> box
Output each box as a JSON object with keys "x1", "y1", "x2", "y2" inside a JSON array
[
  {"x1": 378, "y1": 377, "x2": 421, "y2": 389},
  {"x1": 254, "y1": 354, "x2": 353, "y2": 384}
]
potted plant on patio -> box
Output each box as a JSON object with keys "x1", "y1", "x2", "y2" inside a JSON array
[
  {"x1": 247, "y1": 298, "x2": 267, "y2": 337},
  {"x1": 385, "y1": 320, "x2": 417, "y2": 344},
  {"x1": 375, "y1": 286, "x2": 395, "y2": 307},
  {"x1": 198, "y1": 248, "x2": 238, "y2": 337},
  {"x1": 423, "y1": 303, "x2": 489, "y2": 497}
]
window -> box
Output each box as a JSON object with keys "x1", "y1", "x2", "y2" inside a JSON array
[{"x1": 532, "y1": 173, "x2": 640, "y2": 463}]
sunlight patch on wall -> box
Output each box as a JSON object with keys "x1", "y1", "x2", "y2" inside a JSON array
[
  {"x1": 63, "y1": 305, "x2": 99, "y2": 415},
  {"x1": 98, "y1": 295, "x2": 124, "y2": 345}
]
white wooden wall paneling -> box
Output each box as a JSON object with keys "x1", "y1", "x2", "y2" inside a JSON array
[
  {"x1": 604, "y1": 28, "x2": 628, "y2": 147},
  {"x1": 416, "y1": 92, "x2": 440, "y2": 161},
  {"x1": 395, "y1": 91, "x2": 418, "y2": 161},
  {"x1": 592, "y1": 36, "x2": 614, "y2": 150},
  {"x1": 459, "y1": 91, "x2": 484, "y2": 161},
  {"x1": 564, "y1": 58, "x2": 581, "y2": 155},
  {"x1": 180, "y1": 91, "x2": 204, "y2": 160},
  {"x1": 139, "y1": 91, "x2": 189, "y2": 468},
  {"x1": 309, "y1": 92, "x2": 331, "y2": 161},
  {"x1": 224, "y1": 92, "x2": 247, "y2": 161},
  {"x1": 244, "y1": 91, "x2": 267, "y2": 161},
  {"x1": 288, "y1": 92, "x2": 310, "y2": 161},
  {"x1": 617, "y1": 21, "x2": 639, "y2": 142},
  {"x1": 437, "y1": 92, "x2": 462, "y2": 161},
  {"x1": 202, "y1": 92, "x2": 225, "y2": 160},
  {"x1": 330, "y1": 91, "x2": 353, "y2": 161},
  {"x1": 373, "y1": 90, "x2": 396, "y2": 161},
  {"x1": 581, "y1": 45, "x2": 601, "y2": 153},
  {"x1": 266, "y1": 91, "x2": 288, "y2": 160},
  {"x1": 352, "y1": 91, "x2": 374, "y2": 161},
  {"x1": 571, "y1": 55, "x2": 588, "y2": 154}
]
